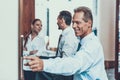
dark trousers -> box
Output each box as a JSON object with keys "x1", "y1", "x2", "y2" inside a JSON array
[
  {"x1": 38, "y1": 71, "x2": 73, "y2": 80},
  {"x1": 24, "y1": 70, "x2": 36, "y2": 80}
]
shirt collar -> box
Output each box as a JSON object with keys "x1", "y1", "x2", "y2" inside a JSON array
[
  {"x1": 29, "y1": 34, "x2": 31, "y2": 39},
  {"x1": 80, "y1": 32, "x2": 95, "y2": 46},
  {"x1": 61, "y1": 26, "x2": 71, "y2": 36},
  {"x1": 29, "y1": 34, "x2": 40, "y2": 39}
]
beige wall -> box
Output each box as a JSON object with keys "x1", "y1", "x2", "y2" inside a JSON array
[
  {"x1": 0, "y1": 0, "x2": 18, "y2": 80},
  {"x1": 98, "y1": 0, "x2": 116, "y2": 60}
]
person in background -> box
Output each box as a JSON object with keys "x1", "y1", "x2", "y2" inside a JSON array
[
  {"x1": 55, "y1": 10, "x2": 79, "y2": 58},
  {"x1": 23, "y1": 19, "x2": 46, "y2": 80},
  {"x1": 24, "y1": 6, "x2": 108, "y2": 80}
]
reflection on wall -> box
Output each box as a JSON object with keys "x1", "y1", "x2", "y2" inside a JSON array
[{"x1": 35, "y1": 0, "x2": 97, "y2": 48}]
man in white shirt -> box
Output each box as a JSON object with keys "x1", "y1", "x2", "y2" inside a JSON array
[
  {"x1": 55, "y1": 10, "x2": 79, "y2": 58},
  {"x1": 41, "y1": 10, "x2": 79, "y2": 58},
  {"x1": 24, "y1": 6, "x2": 108, "y2": 80}
]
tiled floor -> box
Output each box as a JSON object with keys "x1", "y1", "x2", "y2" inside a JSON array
[{"x1": 106, "y1": 68, "x2": 115, "y2": 80}]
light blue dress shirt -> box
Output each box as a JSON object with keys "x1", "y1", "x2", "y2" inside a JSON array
[
  {"x1": 23, "y1": 34, "x2": 46, "y2": 71},
  {"x1": 56, "y1": 26, "x2": 79, "y2": 57},
  {"x1": 43, "y1": 32, "x2": 108, "y2": 80}
]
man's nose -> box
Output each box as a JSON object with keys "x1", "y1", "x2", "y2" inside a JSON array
[{"x1": 72, "y1": 23, "x2": 76, "y2": 29}]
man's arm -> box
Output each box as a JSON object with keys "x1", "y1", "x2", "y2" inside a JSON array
[
  {"x1": 24, "y1": 56, "x2": 44, "y2": 71},
  {"x1": 23, "y1": 42, "x2": 99, "y2": 76}
]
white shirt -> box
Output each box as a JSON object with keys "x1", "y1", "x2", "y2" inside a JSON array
[
  {"x1": 56, "y1": 26, "x2": 79, "y2": 57},
  {"x1": 43, "y1": 32, "x2": 108, "y2": 80},
  {"x1": 23, "y1": 34, "x2": 46, "y2": 71}
]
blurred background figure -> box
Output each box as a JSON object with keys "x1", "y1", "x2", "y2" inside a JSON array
[{"x1": 23, "y1": 19, "x2": 46, "y2": 80}]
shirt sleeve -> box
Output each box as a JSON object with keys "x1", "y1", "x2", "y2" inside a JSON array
[
  {"x1": 43, "y1": 57, "x2": 79, "y2": 75},
  {"x1": 23, "y1": 50, "x2": 30, "y2": 56},
  {"x1": 43, "y1": 41, "x2": 102, "y2": 76}
]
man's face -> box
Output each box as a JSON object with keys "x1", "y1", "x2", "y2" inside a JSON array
[
  {"x1": 57, "y1": 16, "x2": 63, "y2": 30},
  {"x1": 72, "y1": 12, "x2": 91, "y2": 38}
]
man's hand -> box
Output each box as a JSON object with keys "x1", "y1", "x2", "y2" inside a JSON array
[
  {"x1": 30, "y1": 50, "x2": 38, "y2": 55},
  {"x1": 23, "y1": 47, "x2": 27, "y2": 51},
  {"x1": 24, "y1": 56, "x2": 43, "y2": 72}
]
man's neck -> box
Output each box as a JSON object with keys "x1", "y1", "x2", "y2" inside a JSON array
[{"x1": 62, "y1": 25, "x2": 69, "y2": 31}]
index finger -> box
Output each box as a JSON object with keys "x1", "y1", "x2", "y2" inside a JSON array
[{"x1": 23, "y1": 56, "x2": 36, "y2": 60}]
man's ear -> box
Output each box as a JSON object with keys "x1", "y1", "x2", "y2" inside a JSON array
[
  {"x1": 87, "y1": 20, "x2": 92, "y2": 28},
  {"x1": 61, "y1": 18, "x2": 65, "y2": 23}
]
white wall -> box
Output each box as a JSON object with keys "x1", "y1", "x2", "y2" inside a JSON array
[
  {"x1": 35, "y1": 0, "x2": 94, "y2": 48},
  {"x1": 98, "y1": 0, "x2": 116, "y2": 60},
  {"x1": 0, "y1": 0, "x2": 18, "y2": 80}
]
